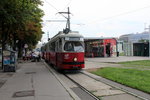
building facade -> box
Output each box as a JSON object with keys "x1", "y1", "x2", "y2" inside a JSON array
[
  {"x1": 84, "y1": 38, "x2": 117, "y2": 57},
  {"x1": 119, "y1": 31, "x2": 149, "y2": 56}
]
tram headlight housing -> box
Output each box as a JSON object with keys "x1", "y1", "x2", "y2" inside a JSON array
[{"x1": 74, "y1": 57, "x2": 77, "y2": 62}]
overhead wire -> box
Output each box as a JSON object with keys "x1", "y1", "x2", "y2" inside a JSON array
[
  {"x1": 44, "y1": 0, "x2": 64, "y2": 32},
  {"x1": 43, "y1": 0, "x2": 72, "y2": 37},
  {"x1": 43, "y1": 0, "x2": 150, "y2": 34},
  {"x1": 44, "y1": 0, "x2": 59, "y2": 12},
  {"x1": 87, "y1": 5, "x2": 150, "y2": 25},
  {"x1": 62, "y1": 0, "x2": 72, "y2": 11},
  {"x1": 44, "y1": 0, "x2": 70, "y2": 20}
]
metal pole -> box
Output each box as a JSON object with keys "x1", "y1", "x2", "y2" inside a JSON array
[
  {"x1": 1, "y1": 42, "x2": 3, "y2": 70},
  {"x1": 68, "y1": 7, "x2": 70, "y2": 31},
  {"x1": 1, "y1": 21, "x2": 4, "y2": 70},
  {"x1": 47, "y1": 32, "x2": 49, "y2": 41},
  {"x1": 58, "y1": 7, "x2": 71, "y2": 33},
  {"x1": 145, "y1": 24, "x2": 150, "y2": 57},
  {"x1": 149, "y1": 25, "x2": 150, "y2": 57}
]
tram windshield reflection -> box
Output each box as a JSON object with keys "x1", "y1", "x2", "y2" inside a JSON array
[{"x1": 64, "y1": 41, "x2": 84, "y2": 52}]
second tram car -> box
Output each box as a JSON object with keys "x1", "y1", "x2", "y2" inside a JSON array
[{"x1": 41, "y1": 31, "x2": 85, "y2": 70}]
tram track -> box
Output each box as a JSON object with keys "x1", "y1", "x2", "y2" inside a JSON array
[
  {"x1": 65, "y1": 72, "x2": 124, "y2": 100},
  {"x1": 44, "y1": 61, "x2": 98, "y2": 100},
  {"x1": 64, "y1": 72, "x2": 100, "y2": 100},
  {"x1": 81, "y1": 71, "x2": 150, "y2": 100},
  {"x1": 65, "y1": 71, "x2": 149, "y2": 100},
  {"x1": 44, "y1": 60, "x2": 149, "y2": 100}
]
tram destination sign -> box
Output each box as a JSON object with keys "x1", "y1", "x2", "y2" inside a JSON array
[{"x1": 65, "y1": 37, "x2": 83, "y2": 41}]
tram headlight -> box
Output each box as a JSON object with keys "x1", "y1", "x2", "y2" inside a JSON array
[{"x1": 74, "y1": 57, "x2": 77, "y2": 62}]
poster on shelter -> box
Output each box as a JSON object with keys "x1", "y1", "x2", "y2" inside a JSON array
[{"x1": 3, "y1": 56, "x2": 10, "y2": 65}]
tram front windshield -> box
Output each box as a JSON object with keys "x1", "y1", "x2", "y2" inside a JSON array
[{"x1": 64, "y1": 41, "x2": 84, "y2": 52}]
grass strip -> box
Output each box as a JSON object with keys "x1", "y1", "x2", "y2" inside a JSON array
[
  {"x1": 91, "y1": 67, "x2": 150, "y2": 93},
  {"x1": 118, "y1": 60, "x2": 150, "y2": 67}
]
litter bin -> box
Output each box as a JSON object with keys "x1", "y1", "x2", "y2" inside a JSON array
[{"x1": 3, "y1": 50, "x2": 16, "y2": 72}]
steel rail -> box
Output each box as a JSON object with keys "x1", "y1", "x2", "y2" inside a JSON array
[
  {"x1": 64, "y1": 72, "x2": 100, "y2": 100},
  {"x1": 81, "y1": 71, "x2": 150, "y2": 100}
]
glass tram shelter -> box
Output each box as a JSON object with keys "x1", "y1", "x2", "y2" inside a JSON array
[{"x1": 84, "y1": 38, "x2": 117, "y2": 57}]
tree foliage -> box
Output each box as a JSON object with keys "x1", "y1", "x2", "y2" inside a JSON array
[{"x1": 0, "y1": 0, "x2": 44, "y2": 54}]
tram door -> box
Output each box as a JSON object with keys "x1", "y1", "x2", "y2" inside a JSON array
[{"x1": 55, "y1": 39, "x2": 63, "y2": 68}]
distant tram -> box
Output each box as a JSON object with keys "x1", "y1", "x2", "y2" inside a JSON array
[{"x1": 41, "y1": 31, "x2": 85, "y2": 70}]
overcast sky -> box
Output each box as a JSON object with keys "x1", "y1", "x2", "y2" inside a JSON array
[{"x1": 40, "y1": 0, "x2": 150, "y2": 42}]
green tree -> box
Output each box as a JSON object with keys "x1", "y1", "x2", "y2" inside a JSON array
[{"x1": 0, "y1": 0, "x2": 44, "y2": 57}]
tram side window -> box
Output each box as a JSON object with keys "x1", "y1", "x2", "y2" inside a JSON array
[
  {"x1": 45, "y1": 45, "x2": 48, "y2": 52},
  {"x1": 59, "y1": 39, "x2": 62, "y2": 50},
  {"x1": 49, "y1": 44, "x2": 52, "y2": 51},
  {"x1": 56, "y1": 41, "x2": 59, "y2": 51},
  {"x1": 48, "y1": 44, "x2": 51, "y2": 51},
  {"x1": 51, "y1": 42, "x2": 55, "y2": 51}
]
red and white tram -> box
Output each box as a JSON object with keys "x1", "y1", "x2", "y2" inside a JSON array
[{"x1": 41, "y1": 31, "x2": 85, "y2": 70}]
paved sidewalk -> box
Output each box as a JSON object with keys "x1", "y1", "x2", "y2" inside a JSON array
[
  {"x1": 85, "y1": 56, "x2": 150, "y2": 63},
  {"x1": 84, "y1": 56, "x2": 150, "y2": 69},
  {"x1": 0, "y1": 61, "x2": 77, "y2": 100}
]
